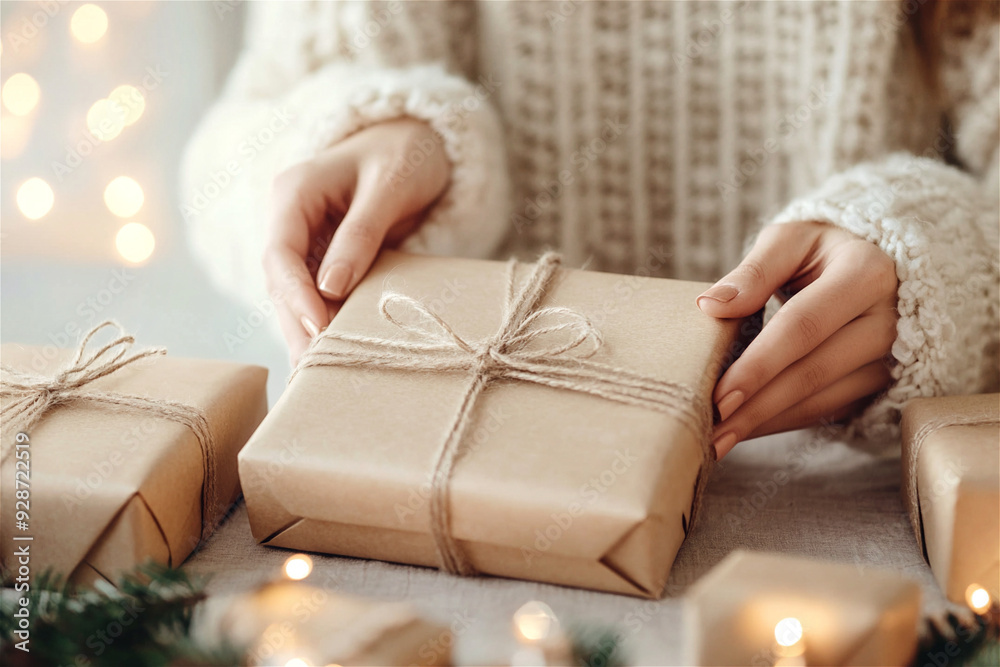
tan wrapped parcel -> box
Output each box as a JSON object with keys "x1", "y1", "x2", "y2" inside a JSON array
[
  {"x1": 240, "y1": 251, "x2": 747, "y2": 597},
  {"x1": 0, "y1": 342, "x2": 267, "y2": 585}
]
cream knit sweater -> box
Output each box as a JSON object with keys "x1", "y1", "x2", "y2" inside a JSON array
[{"x1": 181, "y1": 0, "x2": 999, "y2": 445}]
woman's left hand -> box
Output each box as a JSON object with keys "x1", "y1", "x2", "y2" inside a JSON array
[{"x1": 697, "y1": 221, "x2": 899, "y2": 460}]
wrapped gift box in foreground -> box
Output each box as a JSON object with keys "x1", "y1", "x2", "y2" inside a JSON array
[
  {"x1": 0, "y1": 332, "x2": 268, "y2": 585},
  {"x1": 901, "y1": 393, "x2": 1000, "y2": 606},
  {"x1": 193, "y1": 579, "x2": 452, "y2": 666},
  {"x1": 684, "y1": 550, "x2": 921, "y2": 666},
  {"x1": 240, "y1": 251, "x2": 748, "y2": 596}
]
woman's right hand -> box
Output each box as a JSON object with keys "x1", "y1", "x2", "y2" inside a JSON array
[{"x1": 263, "y1": 117, "x2": 452, "y2": 365}]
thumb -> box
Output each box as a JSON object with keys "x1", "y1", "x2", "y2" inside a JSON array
[
  {"x1": 316, "y1": 168, "x2": 403, "y2": 300},
  {"x1": 697, "y1": 224, "x2": 815, "y2": 318}
]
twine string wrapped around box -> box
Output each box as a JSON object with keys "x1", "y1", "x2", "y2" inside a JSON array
[
  {"x1": 294, "y1": 253, "x2": 713, "y2": 576},
  {"x1": 0, "y1": 321, "x2": 220, "y2": 542}
]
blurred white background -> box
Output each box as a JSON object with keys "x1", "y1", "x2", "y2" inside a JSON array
[{"x1": 1, "y1": 1, "x2": 288, "y2": 402}]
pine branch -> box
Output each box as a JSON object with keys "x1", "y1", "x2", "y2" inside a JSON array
[
  {"x1": 0, "y1": 562, "x2": 242, "y2": 667},
  {"x1": 913, "y1": 611, "x2": 1000, "y2": 667}
]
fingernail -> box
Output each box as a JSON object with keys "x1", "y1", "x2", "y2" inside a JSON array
[
  {"x1": 712, "y1": 431, "x2": 738, "y2": 460},
  {"x1": 319, "y1": 262, "x2": 353, "y2": 299},
  {"x1": 300, "y1": 316, "x2": 320, "y2": 338},
  {"x1": 716, "y1": 390, "x2": 745, "y2": 422},
  {"x1": 697, "y1": 284, "x2": 740, "y2": 306}
]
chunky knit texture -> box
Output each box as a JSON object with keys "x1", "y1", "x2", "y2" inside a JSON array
[{"x1": 180, "y1": 1, "x2": 999, "y2": 447}]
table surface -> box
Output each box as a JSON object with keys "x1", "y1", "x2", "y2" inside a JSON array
[
  {"x1": 184, "y1": 429, "x2": 955, "y2": 666},
  {"x1": 0, "y1": 249, "x2": 959, "y2": 664}
]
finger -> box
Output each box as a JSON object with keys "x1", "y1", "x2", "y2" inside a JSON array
[
  {"x1": 714, "y1": 360, "x2": 892, "y2": 457},
  {"x1": 263, "y1": 243, "x2": 330, "y2": 347},
  {"x1": 713, "y1": 311, "x2": 897, "y2": 444},
  {"x1": 748, "y1": 396, "x2": 869, "y2": 441},
  {"x1": 267, "y1": 161, "x2": 352, "y2": 344},
  {"x1": 276, "y1": 302, "x2": 310, "y2": 368},
  {"x1": 316, "y1": 167, "x2": 404, "y2": 300},
  {"x1": 696, "y1": 224, "x2": 819, "y2": 319},
  {"x1": 712, "y1": 253, "x2": 890, "y2": 420}
]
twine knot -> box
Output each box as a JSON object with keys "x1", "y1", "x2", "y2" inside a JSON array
[
  {"x1": 1, "y1": 321, "x2": 221, "y2": 544},
  {"x1": 473, "y1": 349, "x2": 500, "y2": 378},
  {"x1": 294, "y1": 253, "x2": 712, "y2": 576}
]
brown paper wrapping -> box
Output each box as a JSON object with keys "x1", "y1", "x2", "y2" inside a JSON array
[
  {"x1": 684, "y1": 551, "x2": 921, "y2": 666},
  {"x1": 901, "y1": 393, "x2": 1000, "y2": 605},
  {"x1": 240, "y1": 251, "x2": 746, "y2": 597},
  {"x1": 0, "y1": 344, "x2": 268, "y2": 585},
  {"x1": 193, "y1": 582, "x2": 452, "y2": 666}
]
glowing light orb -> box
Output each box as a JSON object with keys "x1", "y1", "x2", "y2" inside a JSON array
[
  {"x1": 109, "y1": 84, "x2": 145, "y2": 126},
  {"x1": 87, "y1": 98, "x2": 126, "y2": 141},
  {"x1": 2, "y1": 73, "x2": 40, "y2": 116},
  {"x1": 104, "y1": 176, "x2": 144, "y2": 218},
  {"x1": 967, "y1": 585, "x2": 992, "y2": 613},
  {"x1": 115, "y1": 222, "x2": 155, "y2": 263},
  {"x1": 71, "y1": 4, "x2": 108, "y2": 43},
  {"x1": 513, "y1": 600, "x2": 558, "y2": 643},
  {"x1": 775, "y1": 617, "x2": 804, "y2": 648},
  {"x1": 16, "y1": 178, "x2": 54, "y2": 220},
  {"x1": 283, "y1": 554, "x2": 313, "y2": 580}
]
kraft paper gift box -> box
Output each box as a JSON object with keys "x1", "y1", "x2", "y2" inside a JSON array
[
  {"x1": 239, "y1": 250, "x2": 749, "y2": 597},
  {"x1": 901, "y1": 393, "x2": 1000, "y2": 606},
  {"x1": 194, "y1": 581, "x2": 453, "y2": 666},
  {"x1": 684, "y1": 551, "x2": 921, "y2": 666},
  {"x1": 0, "y1": 326, "x2": 268, "y2": 585}
]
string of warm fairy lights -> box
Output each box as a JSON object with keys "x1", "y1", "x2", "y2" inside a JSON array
[
  {"x1": 1, "y1": 2, "x2": 156, "y2": 264},
  {"x1": 765, "y1": 582, "x2": 997, "y2": 666},
  {"x1": 267, "y1": 554, "x2": 579, "y2": 667}
]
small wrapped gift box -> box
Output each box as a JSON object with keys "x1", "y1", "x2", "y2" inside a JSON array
[
  {"x1": 901, "y1": 394, "x2": 1000, "y2": 608},
  {"x1": 684, "y1": 550, "x2": 921, "y2": 666},
  {"x1": 193, "y1": 579, "x2": 453, "y2": 666},
  {"x1": 0, "y1": 324, "x2": 268, "y2": 585},
  {"x1": 240, "y1": 251, "x2": 747, "y2": 597}
]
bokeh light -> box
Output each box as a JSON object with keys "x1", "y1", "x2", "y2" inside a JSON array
[
  {"x1": 284, "y1": 660, "x2": 310, "y2": 667},
  {"x1": 16, "y1": 178, "x2": 54, "y2": 220},
  {"x1": 115, "y1": 222, "x2": 155, "y2": 263},
  {"x1": 71, "y1": 4, "x2": 108, "y2": 43},
  {"x1": 283, "y1": 554, "x2": 313, "y2": 580},
  {"x1": 86, "y1": 98, "x2": 126, "y2": 141},
  {"x1": 513, "y1": 600, "x2": 558, "y2": 643},
  {"x1": 109, "y1": 84, "x2": 145, "y2": 126},
  {"x1": 774, "y1": 617, "x2": 803, "y2": 648},
  {"x1": 104, "y1": 176, "x2": 144, "y2": 218},
  {"x1": 967, "y1": 585, "x2": 992, "y2": 613},
  {"x1": 2, "y1": 73, "x2": 40, "y2": 116}
]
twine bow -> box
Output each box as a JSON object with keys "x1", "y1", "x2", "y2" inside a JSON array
[
  {"x1": 1, "y1": 321, "x2": 219, "y2": 541},
  {"x1": 294, "y1": 253, "x2": 712, "y2": 576}
]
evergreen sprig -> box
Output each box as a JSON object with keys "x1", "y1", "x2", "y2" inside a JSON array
[
  {"x1": 0, "y1": 562, "x2": 242, "y2": 667},
  {"x1": 913, "y1": 611, "x2": 1000, "y2": 667},
  {"x1": 569, "y1": 624, "x2": 624, "y2": 667}
]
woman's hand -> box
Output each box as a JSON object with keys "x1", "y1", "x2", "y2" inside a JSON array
[
  {"x1": 697, "y1": 221, "x2": 899, "y2": 459},
  {"x1": 263, "y1": 118, "x2": 451, "y2": 365}
]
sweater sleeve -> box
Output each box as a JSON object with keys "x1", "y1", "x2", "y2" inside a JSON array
[
  {"x1": 179, "y1": 1, "x2": 509, "y2": 310},
  {"x1": 764, "y1": 15, "x2": 1000, "y2": 446}
]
